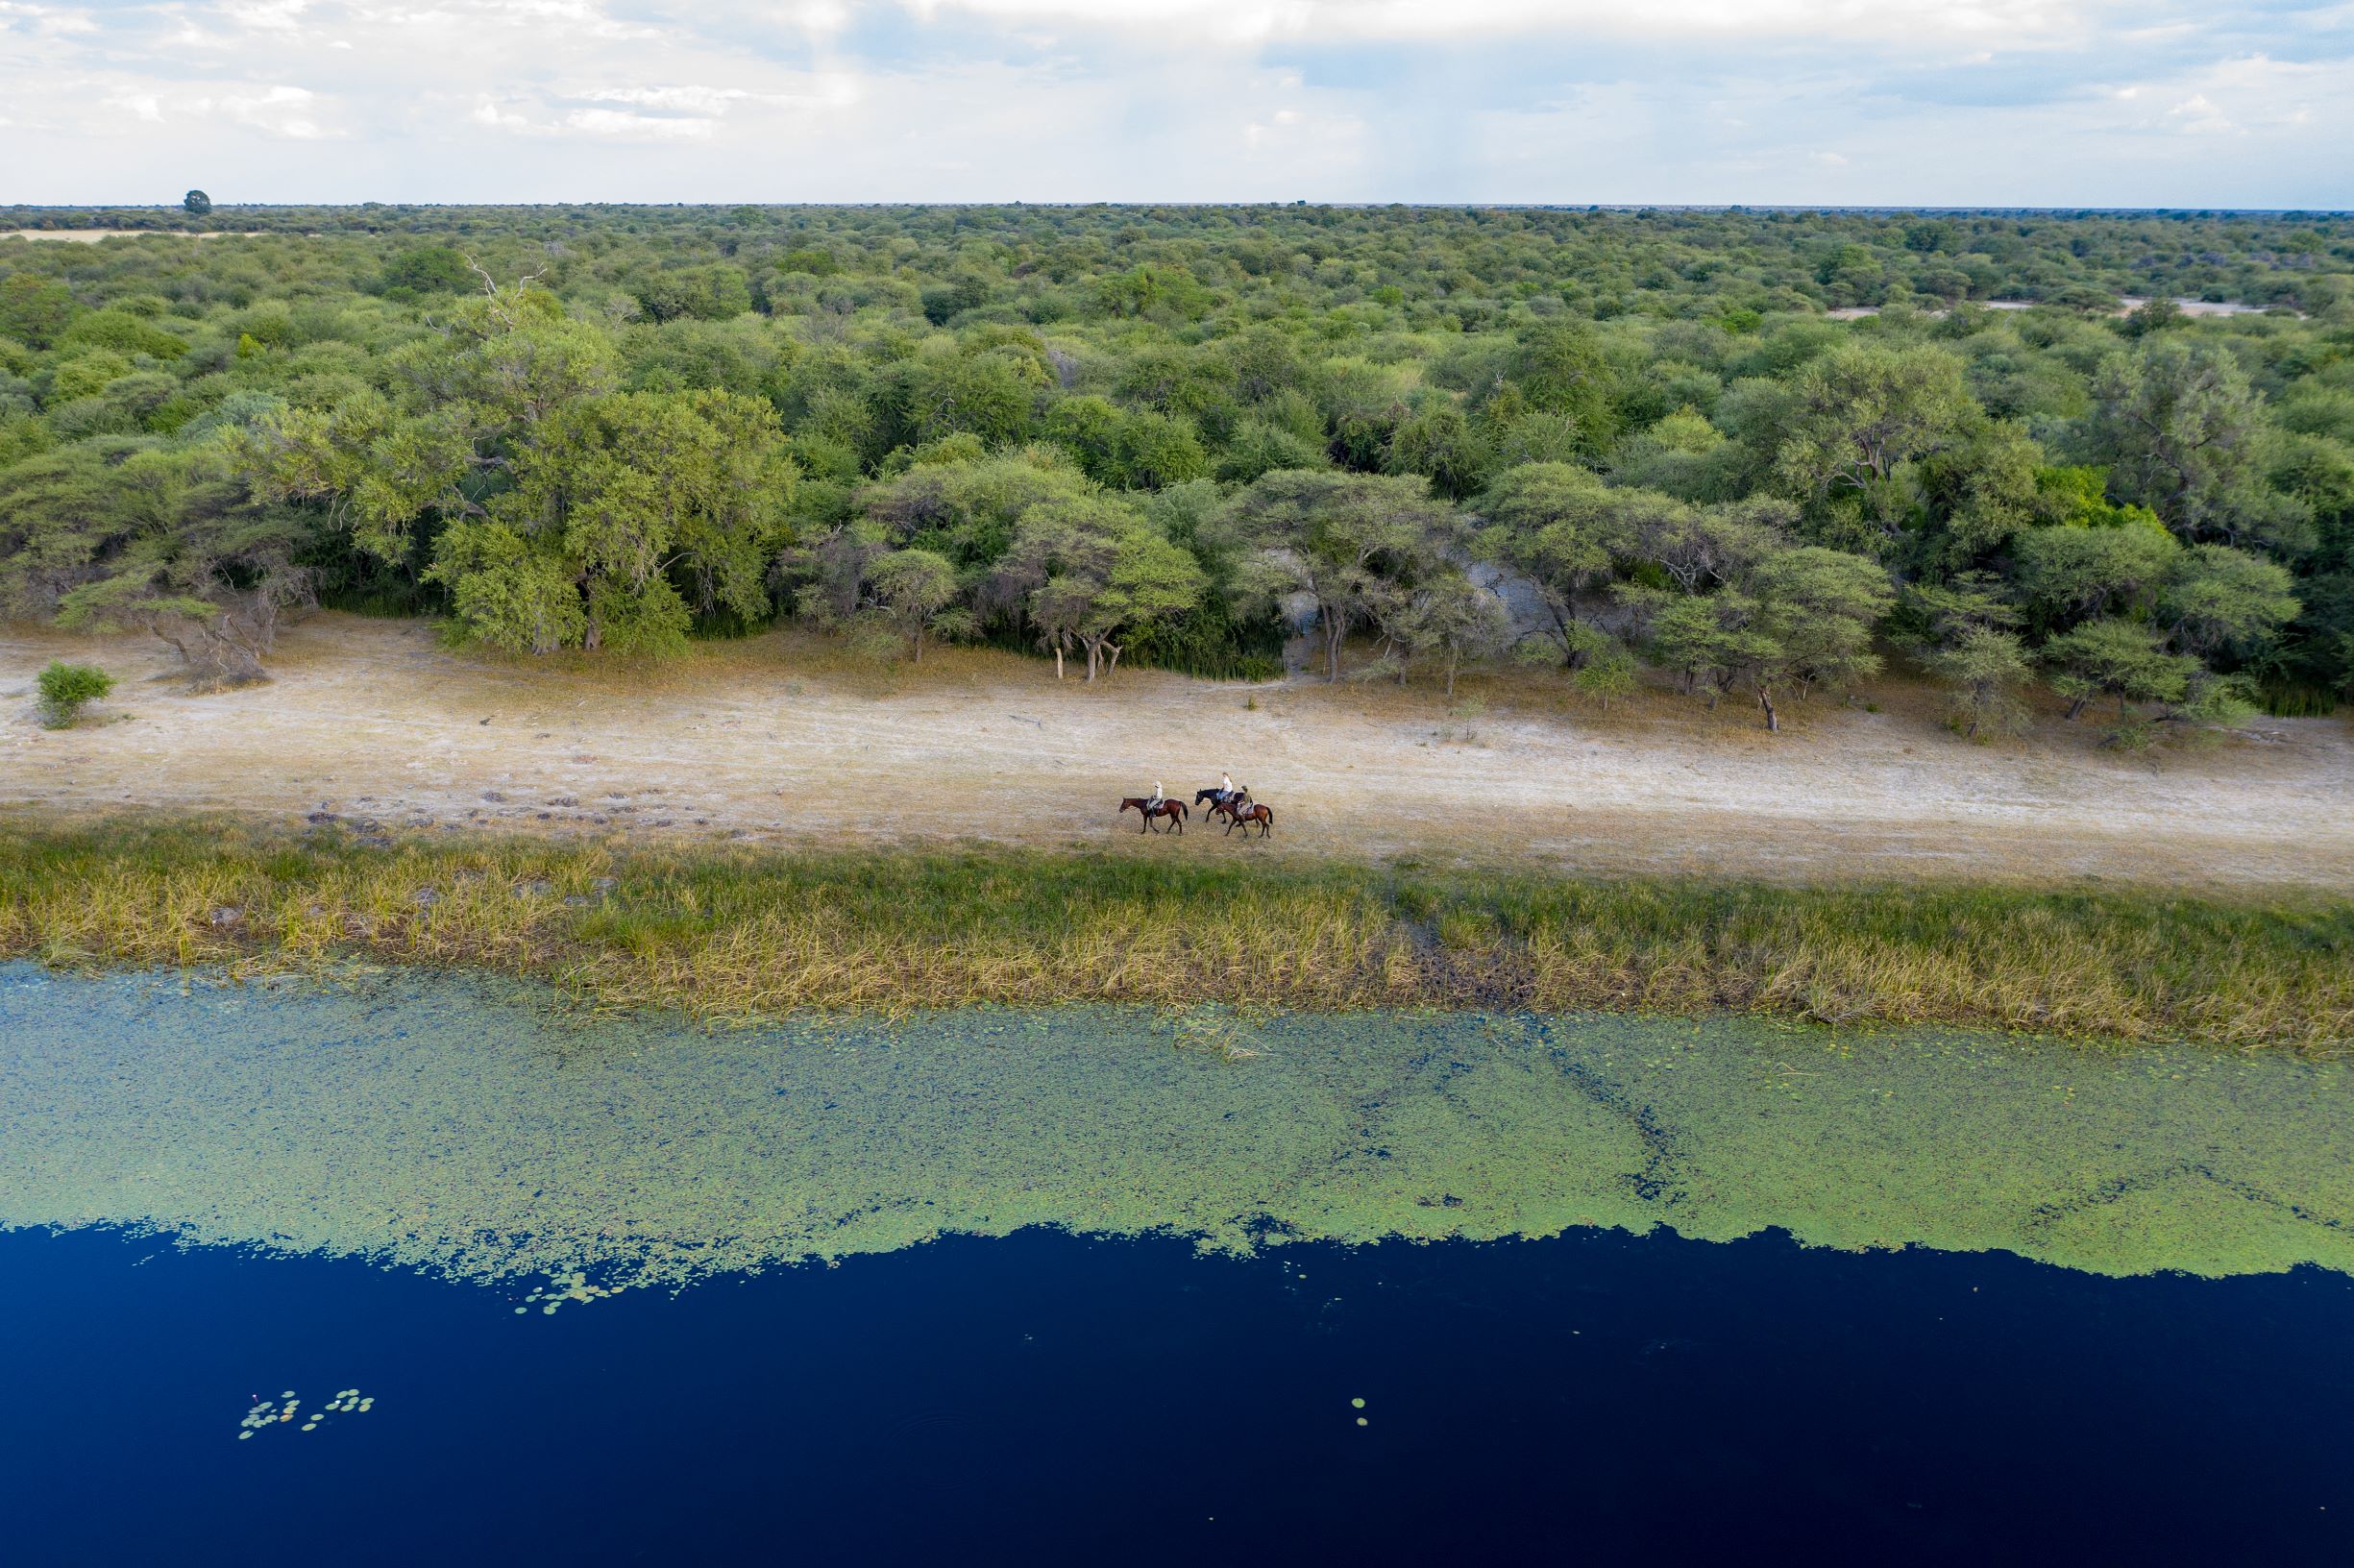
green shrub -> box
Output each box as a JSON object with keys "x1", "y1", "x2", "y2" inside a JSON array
[{"x1": 36, "y1": 661, "x2": 113, "y2": 727}]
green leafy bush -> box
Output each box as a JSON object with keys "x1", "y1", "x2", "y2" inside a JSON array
[{"x1": 36, "y1": 661, "x2": 113, "y2": 727}]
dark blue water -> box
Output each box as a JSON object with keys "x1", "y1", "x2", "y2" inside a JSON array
[{"x1": 6, "y1": 1226, "x2": 2349, "y2": 1564}]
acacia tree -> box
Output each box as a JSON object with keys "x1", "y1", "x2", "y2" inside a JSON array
[
  {"x1": 864, "y1": 548, "x2": 968, "y2": 662},
  {"x1": 2042, "y1": 619, "x2": 2197, "y2": 721},
  {"x1": 2159, "y1": 544, "x2": 2299, "y2": 663},
  {"x1": 2083, "y1": 338, "x2": 2309, "y2": 549},
  {"x1": 2010, "y1": 518, "x2": 2180, "y2": 631},
  {"x1": 1749, "y1": 545, "x2": 1897, "y2": 724},
  {"x1": 1929, "y1": 625, "x2": 2034, "y2": 741},
  {"x1": 1388, "y1": 569, "x2": 1508, "y2": 696},
  {"x1": 993, "y1": 494, "x2": 1205, "y2": 679},
  {"x1": 1474, "y1": 463, "x2": 1655, "y2": 662},
  {"x1": 1, "y1": 437, "x2": 315, "y2": 682},
  {"x1": 1501, "y1": 320, "x2": 1618, "y2": 459},
  {"x1": 1904, "y1": 573, "x2": 2032, "y2": 741},
  {"x1": 1622, "y1": 542, "x2": 1891, "y2": 731},
  {"x1": 1773, "y1": 344, "x2": 1985, "y2": 556},
  {"x1": 1626, "y1": 586, "x2": 1774, "y2": 707},
  {"x1": 1222, "y1": 470, "x2": 1459, "y2": 681}
]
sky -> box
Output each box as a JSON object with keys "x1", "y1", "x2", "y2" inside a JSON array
[{"x1": 1, "y1": 0, "x2": 2349, "y2": 208}]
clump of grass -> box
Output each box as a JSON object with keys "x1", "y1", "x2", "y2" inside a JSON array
[{"x1": 0, "y1": 816, "x2": 2346, "y2": 1051}]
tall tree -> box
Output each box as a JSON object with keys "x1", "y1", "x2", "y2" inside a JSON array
[
  {"x1": 2082, "y1": 339, "x2": 2309, "y2": 550},
  {"x1": 1774, "y1": 343, "x2": 1975, "y2": 553},
  {"x1": 864, "y1": 548, "x2": 967, "y2": 662},
  {"x1": 429, "y1": 388, "x2": 796, "y2": 654},
  {"x1": 993, "y1": 494, "x2": 1205, "y2": 679},
  {"x1": 1387, "y1": 569, "x2": 1508, "y2": 696},
  {"x1": 1928, "y1": 625, "x2": 2035, "y2": 742},
  {"x1": 1221, "y1": 470, "x2": 1459, "y2": 681},
  {"x1": 1474, "y1": 463, "x2": 1656, "y2": 662},
  {"x1": 2042, "y1": 619, "x2": 2197, "y2": 722},
  {"x1": 36, "y1": 440, "x2": 315, "y2": 681}
]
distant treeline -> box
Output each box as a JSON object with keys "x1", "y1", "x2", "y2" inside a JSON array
[{"x1": 1, "y1": 204, "x2": 2349, "y2": 734}]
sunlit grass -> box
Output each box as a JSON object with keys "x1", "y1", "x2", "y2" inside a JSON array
[{"x1": 2, "y1": 815, "x2": 2346, "y2": 1050}]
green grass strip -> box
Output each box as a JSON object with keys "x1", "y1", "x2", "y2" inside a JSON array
[{"x1": 2, "y1": 815, "x2": 2347, "y2": 1050}]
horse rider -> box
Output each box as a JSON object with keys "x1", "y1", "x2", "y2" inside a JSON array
[
  {"x1": 1218, "y1": 772, "x2": 1237, "y2": 804},
  {"x1": 1148, "y1": 780, "x2": 1165, "y2": 812}
]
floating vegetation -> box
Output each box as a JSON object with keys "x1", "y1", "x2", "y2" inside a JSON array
[
  {"x1": 523, "y1": 1273, "x2": 611, "y2": 1315},
  {"x1": 2, "y1": 965, "x2": 2351, "y2": 1299},
  {"x1": 236, "y1": 1388, "x2": 372, "y2": 1441}
]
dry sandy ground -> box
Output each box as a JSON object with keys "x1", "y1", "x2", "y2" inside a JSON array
[{"x1": 4, "y1": 615, "x2": 2351, "y2": 892}]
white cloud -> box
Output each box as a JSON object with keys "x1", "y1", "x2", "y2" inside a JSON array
[
  {"x1": 0, "y1": 0, "x2": 2347, "y2": 204},
  {"x1": 0, "y1": 1, "x2": 96, "y2": 35},
  {"x1": 219, "y1": 83, "x2": 332, "y2": 137},
  {"x1": 906, "y1": 0, "x2": 2110, "y2": 49},
  {"x1": 2167, "y1": 91, "x2": 2237, "y2": 134},
  {"x1": 561, "y1": 107, "x2": 715, "y2": 138},
  {"x1": 579, "y1": 85, "x2": 751, "y2": 114},
  {"x1": 223, "y1": 0, "x2": 311, "y2": 30}
]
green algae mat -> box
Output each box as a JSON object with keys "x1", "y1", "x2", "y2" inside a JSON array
[{"x1": 3, "y1": 964, "x2": 2347, "y2": 1292}]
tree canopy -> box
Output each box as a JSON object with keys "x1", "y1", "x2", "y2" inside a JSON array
[{"x1": 0, "y1": 200, "x2": 2343, "y2": 725}]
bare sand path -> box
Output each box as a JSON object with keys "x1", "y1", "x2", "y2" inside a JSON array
[{"x1": 5, "y1": 616, "x2": 2351, "y2": 892}]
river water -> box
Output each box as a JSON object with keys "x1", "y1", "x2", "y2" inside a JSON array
[{"x1": 3, "y1": 966, "x2": 2349, "y2": 1560}]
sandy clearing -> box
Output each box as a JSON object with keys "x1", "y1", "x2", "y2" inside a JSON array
[
  {"x1": 0, "y1": 230, "x2": 266, "y2": 242},
  {"x1": 4, "y1": 615, "x2": 2350, "y2": 892},
  {"x1": 1828, "y1": 298, "x2": 2299, "y2": 322}
]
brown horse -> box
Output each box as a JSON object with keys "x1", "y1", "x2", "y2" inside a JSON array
[
  {"x1": 1222, "y1": 801, "x2": 1273, "y2": 838},
  {"x1": 1119, "y1": 797, "x2": 1188, "y2": 834}
]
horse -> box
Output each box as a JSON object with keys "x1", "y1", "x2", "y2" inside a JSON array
[
  {"x1": 1222, "y1": 801, "x2": 1273, "y2": 838},
  {"x1": 1195, "y1": 785, "x2": 1251, "y2": 823},
  {"x1": 1119, "y1": 797, "x2": 1188, "y2": 834}
]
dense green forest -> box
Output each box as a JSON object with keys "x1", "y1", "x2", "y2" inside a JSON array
[{"x1": 3, "y1": 204, "x2": 2350, "y2": 736}]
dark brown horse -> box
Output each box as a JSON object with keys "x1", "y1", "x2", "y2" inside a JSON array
[
  {"x1": 1119, "y1": 797, "x2": 1188, "y2": 834},
  {"x1": 1195, "y1": 786, "x2": 1251, "y2": 824},
  {"x1": 1222, "y1": 801, "x2": 1273, "y2": 838}
]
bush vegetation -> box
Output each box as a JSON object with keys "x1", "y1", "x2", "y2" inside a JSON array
[
  {"x1": 33, "y1": 659, "x2": 111, "y2": 726},
  {"x1": 2, "y1": 819, "x2": 2345, "y2": 1050},
  {"x1": 0, "y1": 204, "x2": 2348, "y2": 724}
]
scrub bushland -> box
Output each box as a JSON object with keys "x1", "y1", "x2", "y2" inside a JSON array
[{"x1": 2, "y1": 817, "x2": 2347, "y2": 1051}]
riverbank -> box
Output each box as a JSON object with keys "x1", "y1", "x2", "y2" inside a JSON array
[
  {"x1": 3, "y1": 819, "x2": 2346, "y2": 1048},
  {"x1": 9, "y1": 615, "x2": 2352, "y2": 892}
]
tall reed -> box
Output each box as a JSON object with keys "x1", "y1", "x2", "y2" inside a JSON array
[{"x1": 1, "y1": 817, "x2": 2346, "y2": 1050}]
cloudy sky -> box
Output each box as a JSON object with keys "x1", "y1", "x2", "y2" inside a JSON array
[{"x1": 2, "y1": 0, "x2": 2348, "y2": 207}]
